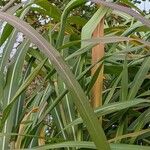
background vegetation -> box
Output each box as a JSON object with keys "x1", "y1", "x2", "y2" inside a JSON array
[{"x1": 0, "y1": 0, "x2": 150, "y2": 149}]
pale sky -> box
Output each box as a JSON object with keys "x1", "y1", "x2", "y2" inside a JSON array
[{"x1": 136, "y1": 0, "x2": 150, "y2": 12}]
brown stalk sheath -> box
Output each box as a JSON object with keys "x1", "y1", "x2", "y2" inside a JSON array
[{"x1": 91, "y1": 18, "x2": 104, "y2": 108}]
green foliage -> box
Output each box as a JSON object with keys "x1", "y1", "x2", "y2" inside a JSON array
[{"x1": 0, "y1": 0, "x2": 150, "y2": 149}]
